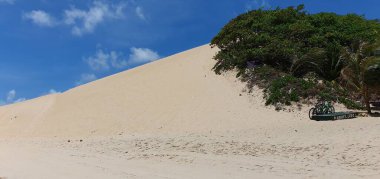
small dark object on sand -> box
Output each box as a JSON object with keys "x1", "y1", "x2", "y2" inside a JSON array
[
  {"x1": 80, "y1": 139, "x2": 83, "y2": 142},
  {"x1": 67, "y1": 140, "x2": 71, "y2": 143}
]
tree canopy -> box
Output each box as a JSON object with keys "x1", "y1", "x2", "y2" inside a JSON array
[
  {"x1": 211, "y1": 5, "x2": 380, "y2": 79},
  {"x1": 210, "y1": 5, "x2": 380, "y2": 113}
]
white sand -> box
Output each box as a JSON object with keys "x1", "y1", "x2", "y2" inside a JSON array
[{"x1": 0, "y1": 45, "x2": 379, "y2": 178}]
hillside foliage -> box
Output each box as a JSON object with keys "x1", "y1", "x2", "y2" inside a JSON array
[{"x1": 211, "y1": 5, "x2": 380, "y2": 113}]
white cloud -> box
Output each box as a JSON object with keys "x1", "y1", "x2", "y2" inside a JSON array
[
  {"x1": 76, "y1": 73, "x2": 97, "y2": 86},
  {"x1": 48, "y1": 89, "x2": 60, "y2": 94},
  {"x1": 23, "y1": 10, "x2": 56, "y2": 27},
  {"x1": 78, "y1": 47, "x2": 159, "y2": 86},
  {"x1": 22, "y1": 1, "x2": 135, "y2": 36},
  {"x1": 246, "y1": 0, "x2": 271, "y2": 11},
  {"x1": 0, "y1": 90, "x2": 26, "y2": 106},
  {"x1": 86, "y1": 50, "x2": 111, "y2": 71},
  {"x1": 0, "y1": 0, "x2": 14, "y2": 4},
  {"x1": 85, "y1": 47, "x2": 159, "y2": 72},
  {"x1": 64, "y1": 1, "x2": 125, "y2": 36},
  {"x1": 41, "y1": 89, "x2": 61, "y2": 96},
  {"x1": 135, "y1": 6, "x2": 145, "y2": 20},
  {"x1": 129, "y1": 47, "x2": 160, "y2": 64},
  {"x1": 85, "y1": 49, "x2": 128, "y2": 71},
  {"x1": 6, "y1": 90, "x2": 16, "y2": 103},
  {"x1": 109, "y1": 51, "x2": 128, "y2": 68},
  {"x1": 13, "y1": 98, "x2": 26, "y2": 103}
]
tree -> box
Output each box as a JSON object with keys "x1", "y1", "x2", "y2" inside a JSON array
[
  {"x1": 211, "y1": 5, "x2": 380, "y2": 79},
  {"x1": 211, "y1": 5, "x2": 309, "y2": 76},
  {"x1": 291, "y1": 43, "x2": 345, "y2": 81},
  {"x1": 364, "y1": 58, "x2": 380, "y2": 87},
  {"x1": 363, "y1": 58, "x2": 380, "y2": 114},
  {"x1": 211, "y1": 5, "x2": 380, "y2": 113}
]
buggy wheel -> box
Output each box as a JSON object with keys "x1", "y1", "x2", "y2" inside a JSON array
[
  {"x1": 309, "y1": 108, "x2": 315, "y2": 120},
  {"x1": 327, "y1": 106, "x2": 335, "y2": 114}
]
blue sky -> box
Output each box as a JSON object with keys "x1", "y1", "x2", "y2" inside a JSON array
[{"x1": 0, "y1": 0, "x2": 379, "y2": 105}]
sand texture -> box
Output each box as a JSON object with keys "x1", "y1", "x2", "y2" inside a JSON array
[{"x1": 0, "y1": 45, "x2": 379, "y2": 178}]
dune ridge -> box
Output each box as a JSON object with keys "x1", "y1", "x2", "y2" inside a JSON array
[{"x1": 0, "y1": 44, "x2": 294, "y2": 137}]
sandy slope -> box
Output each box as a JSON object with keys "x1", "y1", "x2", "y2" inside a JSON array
[
  {"x1": 0, "y1": 45, "x2": 380, "y2": 178},
  {"x1": 0, "y1": 44, "x2": 295, "y2": 137}
]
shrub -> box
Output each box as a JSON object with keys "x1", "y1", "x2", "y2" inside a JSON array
[
  {"x1": 262, "y1": 74, "x2": 364, "y2": 109},
  {"x1": 264, "y1": 75, "x2": 315, "y2": 105},
  {"x1": 242, "y1": 65, "x2": 283, "y2": 91},
  {"x1": 211, "y1": 5, "x2": 380, "y2": 111},
  {"x1": 338, "y1": 97, "x2": 363, "y2": 110}
]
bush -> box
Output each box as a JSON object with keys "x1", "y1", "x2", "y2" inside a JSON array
[
  {"x1": 210, "y1": 5, "x2": 380, "y2": 111},
  {"x1": 264, "y1": 75, "x2": 315, "y2": 105},
  {"x1": 338, "y1": 97, "x2": 363, "y2": 110},
  {"x1": 261, "y1": 74, "x2": 364, "y2": 109},
  {"x1": 242, "y1": 65, "x2": 283, "y2": 91}
]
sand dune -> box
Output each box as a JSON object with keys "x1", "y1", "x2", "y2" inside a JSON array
[
  {"x1": 0, "y1": 45, "x2": 380, "y2": 178},
  {"x1": 0, "y1": 44, "x2": 294, "y2": 137}
]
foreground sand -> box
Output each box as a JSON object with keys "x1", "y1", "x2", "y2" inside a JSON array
[
  {"x1": 1, "y1": 122, "x2": 380, "y2": 179},
  {"x1": 0, "y1": 45, "x2": 379, "y2": 178}
]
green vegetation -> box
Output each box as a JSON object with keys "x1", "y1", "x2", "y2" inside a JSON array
[
  {"x1": 364, "y1": 58, "x2": 380, "y2": 87},
  {"x1": 264, "y1": 75, "x2": 314, "y2": 106},
  {"x1": 211, "y1": 5, "x2": 380, "y2": 113}
]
